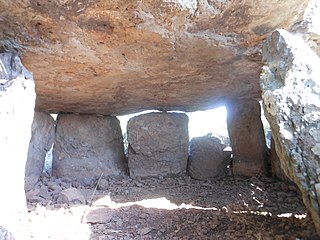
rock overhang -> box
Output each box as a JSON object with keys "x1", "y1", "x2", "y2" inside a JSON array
[{"x1": 0, "y1": 0, "x2": 310, "y2": 115}]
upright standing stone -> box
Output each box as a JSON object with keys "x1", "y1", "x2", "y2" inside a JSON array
[
  {"x1": 53, "y1": 114, "x2": 127, "y2": 181},
  {"x1": 226, "y1": 99, "x2": 267, "y2": 177},
  {"x1": 127, "y1": 112, "x2": 189, "y2": 177},
  {"x1": 25, "y1": 112, "x2": 55, "y2": 191},
  {"x1": 260, "y1": 29, "x2": 320, "y2": 232},
  {"x1": 188, "y1": 135, "x2": 231, "y2": 180},
  {"x1": 0, "y1": 53, "x2": 36, "y2": 240}
]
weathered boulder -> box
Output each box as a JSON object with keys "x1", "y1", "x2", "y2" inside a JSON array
[
  {"x1": 0, "y1": 53, "x2": 36, "y2": 240},
  {"x1": 260, "y1": 29, "x2": 320, "y2": 232},
  {"x1": 188, "y1": 135, "x2": 231, "y2": 180},
  {"x1": 226, "y1": 99, "x2": 267, "y2": 177},
  {"x1": 53, "y1": 114, "x2": 127, "y2": 181},
  {"x1": 25, "y1": 111, "x2": 55, "y2": 191},
  {"x1": 127, "y1": 112, "x2": 189, "y2": 177},
  {"x1": 0, "y1": 1, "x2": 311, "y2": 115}
]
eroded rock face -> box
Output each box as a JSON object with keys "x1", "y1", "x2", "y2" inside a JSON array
[
  {"x1": 260, "y1": 29, "x2": 320, "y2": 232},
  {"x1": 0, "y1": 53, "x2": 36, "y2": 240},
  {"x1": 188, "y1": 135, "x2": 231, "y2": 180},
  {"x1": 0, "y1": 0, "x2": 311, "y2": 115},
  {"x1": 127, "y1": 112, "x2": 189, "y2": 177},
  {"x1": 25, "y1": 112, "x2": 55, "y2": 191},
  {"x1": 53, "y1": 114, "x2": 127, "y2": 181},
  {"x1": 226, "y1": 99, "x2": 267, "y2": 177}
]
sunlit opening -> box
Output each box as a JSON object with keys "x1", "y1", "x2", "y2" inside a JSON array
[{"x1": 117, "y1": 106, "x2": 229, "y2": 147}]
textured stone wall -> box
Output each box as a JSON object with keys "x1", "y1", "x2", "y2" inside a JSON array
[{"x1": 260, "y1": 29, "x2": 320, "y2": 232}]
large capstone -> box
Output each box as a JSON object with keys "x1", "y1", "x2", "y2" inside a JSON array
[
  {"x1": 226, "y1": 99, "x2": 267, "y2": 177},
  {"x1": 188, "y1": 135, "x2": 231, "y2": 180},
  {"x1": 127, "y1": 112, "x2": 189, "y2": 177},
  {"x1": 0, "y1": 53, "x2": 36, "y2": 240},
  {"x1": 25, "y1": 112, "x2": 55, "y2": 192},
  {"x1": 53, "y1": 114, "x2": 127, "y2": 181},
  {"x1": 0, "y1": 1, "x2": 311, "y2": 115},
  {"x1": 260, "y1": 29, "x2": 320, "y2": 232}
]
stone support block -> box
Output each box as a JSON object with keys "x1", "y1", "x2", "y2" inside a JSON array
[
  {"x1": 226, "y1": 99, "x2": 267, "y2": 177},
  {"x1": 25, "y1": 112, "x2": 55, "y2": 191},
  {"x1": 127, "y1": 112, "x2": 189, "y2": 177},
  {"x1": 188, "y1": 135, "x2": 231, "y2": 180},
  {"x1": 53, "y1": 114, "x2": 127, "y2": 181}
]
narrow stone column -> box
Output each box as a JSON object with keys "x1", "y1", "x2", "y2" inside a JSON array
[
  {"x1": 25, "y1": 112, "x2": 55, "y2": 192},
  {"x1": 226, "y1": 99, "x2": 267, "y2": 177},
  {"x1": 0, "y1": 53, "x2": 36, "y2": 239}
]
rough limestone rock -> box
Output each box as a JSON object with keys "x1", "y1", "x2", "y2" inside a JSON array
[
  {"x1": 128, "y1": 112, "x2": 189, "y2": 177},
  {"x1": 226, "y1": 99, "x2": 267, "y2": 177},
  {"x1": 0, "y1": 53, "x2": 36, "y2": 240},
  {"x1": 260, "y1": 29, "x2": 320, "y2": 232},
  {"x1": 25, "y1": 112, "x2": 55, "y2": 191},
  {"x1": 0, "y1": 1, "x2": 312, "y2": 115},
  {"x1": 188, "y1": 135, "x2": 231, "y2": 180},
  {"x1": 53, "y1": 114, "x2": 126, "y2": 181}
]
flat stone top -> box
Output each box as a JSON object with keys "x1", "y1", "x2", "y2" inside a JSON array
[{"x1": 0, "y1": 0, "x2": 309, "y2": 115}]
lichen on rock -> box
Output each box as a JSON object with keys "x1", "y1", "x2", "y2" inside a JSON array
[{"x1": 260, "y1": 29, "x2": 320, "y2": 232}]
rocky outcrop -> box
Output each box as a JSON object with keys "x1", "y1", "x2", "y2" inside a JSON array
[
  {"x1": 0, "y1": 53, "x2": 36, "y2": 240},
  {"x1": 53, "y1": 114, "x2": 127, "y2": 181},
  {"x1": 25, "y1": 112, "x2": 55, "y2": 191},
  {"x1": 226, "y1": 99, "x2": 267, "y2": 177},
  {"x1": 0, "y1": 1, "x2": 311, "y2": 115},
  {"x1": 127, "y1": 112, "x2": 189, "y2": 177},
  {"x1": 188, "y1": 135, "x2": 231, "y2": 180},
  {"x1": 260, "y1": 29, "x2": 320, "y2": 232}
]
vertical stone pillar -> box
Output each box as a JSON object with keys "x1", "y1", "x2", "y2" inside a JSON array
[
  {"x1": 25, "y1": 112, "x2": 55, "y2": 192},
  {"x1": 0, "y1": 53, "x2": 36, "y2": 239},
  {"x1": 226, "y1": 99, "x2": 267, "y2": 177}
]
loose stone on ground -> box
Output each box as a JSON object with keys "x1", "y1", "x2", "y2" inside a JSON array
[{"x1": 26, "y1": 174, "x2": 318, "y2": 239}]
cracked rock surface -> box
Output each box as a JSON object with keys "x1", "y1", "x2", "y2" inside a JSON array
[{"x1": 0, "y1": 0, "x2": 311, "y2": 115}]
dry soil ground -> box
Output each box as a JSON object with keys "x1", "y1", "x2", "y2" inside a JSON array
[{"x1": 26, "y1": 174, "x2": 319, "y2": 239}]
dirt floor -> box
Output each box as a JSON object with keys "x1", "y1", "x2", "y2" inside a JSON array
[{"x1": 26, "y1": 174, "x2": 319, "y2": 240}]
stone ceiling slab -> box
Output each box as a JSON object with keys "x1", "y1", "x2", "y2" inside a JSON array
[{"x1": 0, "y1": 0, "x2": 310, "y2": 115}]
